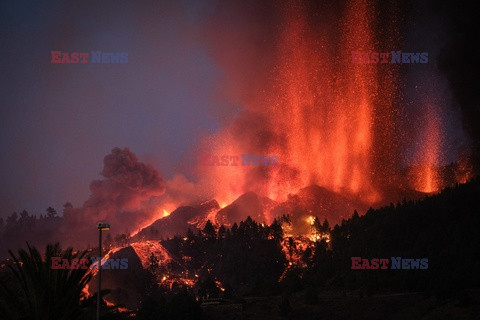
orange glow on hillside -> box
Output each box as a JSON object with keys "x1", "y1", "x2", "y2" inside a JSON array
[{"x1": 130, "y1": 204, "x2": 177, "y2": 237}]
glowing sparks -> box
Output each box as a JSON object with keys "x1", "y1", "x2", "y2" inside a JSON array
[
  {"x1": 411, "y1": 102, "x2": 442, "y2": 193},
  {"x1": 202, "y1": 0, "x2": 388, "y2": 213},
  {"x1": 162, "y1": 209, "x2": 170, "y2": 217},
  {"x1": 309, "y1": 232, "x2": 330, "y2": 243},
  {"x1": 307, "y1": 216, "x2": 315, "y2": 226},
  {"x1": 215, "y1": 280, "x2": 225, "y2": 292}
]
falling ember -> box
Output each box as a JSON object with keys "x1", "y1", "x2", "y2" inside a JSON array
[{"x1": 215, "y1": 280, "x2": 226, "y2": 292}]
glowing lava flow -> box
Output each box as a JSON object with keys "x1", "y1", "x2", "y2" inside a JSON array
[
  {"x1": 81, "y1": 283, "x2": 91, "y2": 299},
  {"x1": 130, "y1": 205, "x2": 175, "y2": 238},
  {"x1": 128, "y1": 241, "x2": 173, "y2": 268}
]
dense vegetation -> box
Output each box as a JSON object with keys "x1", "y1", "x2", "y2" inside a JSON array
[{"x1": 155, "y1": 178, "x2": 480, "y2": 302}]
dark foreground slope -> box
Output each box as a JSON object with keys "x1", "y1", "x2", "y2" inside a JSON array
[
  {"x1": 320, "y1": 177, "x2": 480, "y2": 298},
  {"x1": 201, "y1": 178, "x2": 480, "y2": 319}
]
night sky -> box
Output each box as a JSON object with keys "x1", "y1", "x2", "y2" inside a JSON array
[
  {"x1": 0, "y1": 0, "x2": 232, "y2": 217},
  {"x1": 0, "y1": 0, "x2": 472, "y2": 219}
]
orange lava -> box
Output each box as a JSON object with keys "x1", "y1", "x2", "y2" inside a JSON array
[
  {"x1": 199, "y1": 0, "x2": 401, "y2": 209},
  {"x1": 127, "y1": 241, "x2": 173, "y2": 268},
  {"x1": 81, "y1": 283, "x2": 91, "y2": 299},
  {"x1": 130, "y1": 204, "x2": 176, "y2": 238}
]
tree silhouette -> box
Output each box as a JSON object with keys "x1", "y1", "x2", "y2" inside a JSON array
[
  {"x1": 0, "y1": 242, "x2": 93, "y2": 319},
  {"x1": 148, "y1": 252, "x2": 159, "y2": 274},
  {"x1": 6, "y1": 212, "x2": 17, "y2": 226},
  {"x1": 218, "y1": 225, "x2": 226, "y2": 239},
  {"x1": 202, "y1": 220, "x2": 216, "y2": 239},
  {"x1": 46, "y1": 206, "x2": 57, "y2": 218}
]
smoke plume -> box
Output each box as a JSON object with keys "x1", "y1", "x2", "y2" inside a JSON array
[{"x1": 61, "y1": 147, "x2": 166, "y2": 247}]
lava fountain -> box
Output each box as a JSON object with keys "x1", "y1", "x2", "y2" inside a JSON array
[
  {"x1": 411, "y1": 102, "x2": 442, "y2": 193},
  {"x1": 199, "y1": 0, "x2": 403, "y2": 209}
]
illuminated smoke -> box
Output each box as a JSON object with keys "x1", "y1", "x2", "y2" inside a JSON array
[
  {"x1": 61, "y1": 147, "x2": 166, "y2": 247},
  {"x1": 63, "y1": 0, "x2": 473, "y2": 245},
  {"x1": 196, "y1": 0, "x2": 402, "y2": 209}
]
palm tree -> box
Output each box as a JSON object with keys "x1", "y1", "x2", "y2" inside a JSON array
[{"x1": 0, "y1": 242, "x2": 92, "y2": 319}]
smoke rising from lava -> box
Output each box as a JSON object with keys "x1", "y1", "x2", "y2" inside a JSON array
[{"x1": 61, "y1": 148, "x2": 166, "y2": 247}]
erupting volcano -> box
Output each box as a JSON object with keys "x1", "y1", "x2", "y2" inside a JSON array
[
  {"x1": 410, "y1": 102, "x2": 443, "y2": 193},
  {"x1": 2, "y1": 0, "x2": 480, "y2": 318},
  {"x1": 193, "y1": 0, "x2": 453, "y2": 225},
  {"x1": 52, "y1": 0, "x2": 471, "y2": 244}
]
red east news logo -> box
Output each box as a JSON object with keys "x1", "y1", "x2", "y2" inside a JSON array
[
  {"x1": 351, "y1": 257, "x2": 428, "y2": 269},
  {"x1": 51, "y1": 51, "x2": 128, "y2": 63}
]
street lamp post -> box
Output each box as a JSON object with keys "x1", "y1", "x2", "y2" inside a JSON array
[{"x1": 96, "y1": 222, "x2": 110, "y2": 320}]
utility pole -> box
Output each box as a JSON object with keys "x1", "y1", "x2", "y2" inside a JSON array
[{"x1": 97, "y1": 222, "x2": 110, "y2": 320}]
